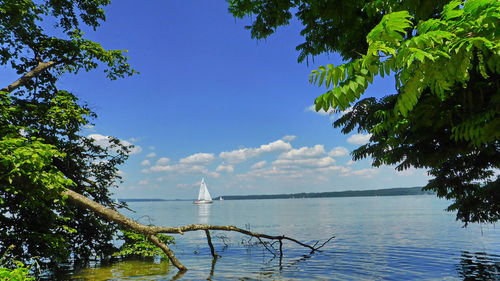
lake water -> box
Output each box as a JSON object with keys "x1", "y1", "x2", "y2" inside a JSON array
[{"x1": 65, "y1": 196, "x2": 499, "y2": 280}]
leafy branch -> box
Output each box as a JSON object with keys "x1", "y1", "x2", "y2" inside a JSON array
[{"x1": 310, "y1": 0, "x2": 499, "y2": 146}]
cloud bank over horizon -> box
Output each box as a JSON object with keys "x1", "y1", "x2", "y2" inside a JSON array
[{"x1": 115, "y1": 133, "x2": 431, "y2": 198}]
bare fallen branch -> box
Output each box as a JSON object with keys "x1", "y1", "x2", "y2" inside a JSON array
[
  {"x1": 63, "y1": 188, "x2": 335, "y2": 272},
  {"x1": 148, "y1": 234, "x2": 187, "y2": 271}
]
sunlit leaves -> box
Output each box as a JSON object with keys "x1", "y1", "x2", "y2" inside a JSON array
[
  {"x1": 0, "y1": 0, "x2": 134, "y2": 264},
  {"x1": 0, "y1": 1, "x2": 136, "y2": 83},
  {"x1": 311, "y1": 0, "x2": 499, "y2": 147},
  {"x1": 113, "y1": 230, "x2": 175, "y2": 260},
  {"x1": 324, "y1": 0, "x2": 499, "y2": 224},
  {"x1": 231, "y1": 0, "x2": 499, "y2": 224},
  {"x1": 0, "y1": 136, "x2": 72, "y2": 190},
  {"x1": 0, "y1": 260, "x2": 35, "y2": 281},
  {"x1": 367, "y1": 11, "x2": 412, "y2": 46}
]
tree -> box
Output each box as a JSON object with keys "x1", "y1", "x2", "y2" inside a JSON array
[
  {"x1": 229, "y1": 0, "x2": 499, "y2": 225},
  {"x1": 1, "y1": 0, "x2": 333, "y2": 273},
  {"x1": 0, "y1": 0, "x2": 136, "y2": 264},
  {"x1": 228, "y1": 0, "x2": 449, "y2": 61}
]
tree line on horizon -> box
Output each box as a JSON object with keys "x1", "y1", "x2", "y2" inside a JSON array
[{"x1": 217, "y1": 186, "x2": 434, "y2": 200}]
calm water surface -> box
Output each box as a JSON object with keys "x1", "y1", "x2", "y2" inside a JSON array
[{"x1": 66, "y1": 196, "x2": 499, "y2": 280}]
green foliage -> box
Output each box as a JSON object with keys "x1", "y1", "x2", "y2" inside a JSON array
[
  {"x1": 0, "y1": 0, "x2": 136, "y2": 79},
  {"x1": 311, "y1": 0, "x2": 498, "y2": 142},
  {"x1": 0, "y1": 247, "x2": 34, "y2": 281},
  {"x1": 113, "y1": 231, "x2": 174, "y2": 261},
  {"x1": 231, "y1": 0, "x2": 500, "y2": 225},
  {"x1": 228, "y1": 0, "x2": 449, "y2": 61},
  {"x1": 0, "y1": 0, "x2": 137, "y2": 265},
  {"x1": 0, "y1": 262, "x2": 34, "y2": 281},
  {"x1": 317, "y1": 0, "x2": 499, "y2": 225}
]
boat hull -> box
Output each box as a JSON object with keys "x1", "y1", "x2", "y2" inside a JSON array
[{"x1": 194, "y1": 200, "x2": 213, "y2": 204}]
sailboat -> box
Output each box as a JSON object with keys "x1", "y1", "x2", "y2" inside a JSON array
[{"x1": 194, "y1": 177, "x2": 213, "y2": 204}]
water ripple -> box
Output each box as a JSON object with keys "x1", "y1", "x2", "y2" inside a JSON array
[{"x1": 54, "y1": 196, "x2": 499, "y2": 280}]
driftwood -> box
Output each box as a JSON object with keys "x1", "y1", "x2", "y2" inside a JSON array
[{"x1": 64, "y1": 188, "x2": 334, "y2": 271}]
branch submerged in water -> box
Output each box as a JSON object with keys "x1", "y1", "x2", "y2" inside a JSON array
[{"x1": 63, "y1": 188, "x2": 335, "y2": 272}]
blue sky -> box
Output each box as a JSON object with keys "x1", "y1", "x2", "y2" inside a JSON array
[{"x1": 13, "y1": 1, "x2": 430, "y2": 199}]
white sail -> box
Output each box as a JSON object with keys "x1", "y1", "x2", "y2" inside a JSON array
[{"x1": 197, "y1": 178, "x2": 212, "y2": 201}]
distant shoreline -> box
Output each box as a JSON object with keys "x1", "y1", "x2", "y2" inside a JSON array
[
  {"x1": 215, "y1": 186, "x2": 432, "y2": 200},
  {"x1": 119, "y1": 186, "x2": 432, "y2": 202}
]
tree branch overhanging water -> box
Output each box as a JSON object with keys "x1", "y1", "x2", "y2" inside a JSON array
[{"x1": 63, "y1": 188, "x2": 335, "y2": 271}]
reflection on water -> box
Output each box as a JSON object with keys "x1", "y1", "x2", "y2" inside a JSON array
[
  {"x1": 59, "y1": 251, "x2": 500, "y2": 281},
  {"x1": 55, "y1": 197, "x2": 500, "y2": 280},
  {"x1": 457, "y1": 251, "x2": 500, "y2": 280},
  {"x1": 197, "y1": 203, "x2": 211, "y2": 225},
  {"x1": 68, "y1": 260, "x2": 170, "y2": 281}
]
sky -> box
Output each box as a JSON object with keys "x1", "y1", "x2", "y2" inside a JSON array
[{"x1": 13, "y1": 1, "x2": 430, "y2": 199}]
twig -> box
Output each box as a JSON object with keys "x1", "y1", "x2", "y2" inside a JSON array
[
  {"x1": 310, "y1": 236, "x2": 335, "y2": 254},
  {"x1": 256, "y1": 237, "x2": 277, "y2": 257},
  {"x1": 204, "y1": 230, "x2": 220, "y2": 258}
]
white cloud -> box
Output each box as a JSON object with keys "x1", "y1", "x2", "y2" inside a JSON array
[
  {"x1": 87, "y1": 133, "x2": 115, "y2": 148},
  {"x1": 273, "y1": 156, "x2": 335, "y2": 168},
  {"x1": 83, "y1": 124, "x2": 96, "y2": 132},
  {"x1": 279, "y1": 145, "x2": 325, "y2": 159},
  {"x1": 347, "y1": 134, "x2": 372, "y2": 145},
  {"x1": 317, "y1": 165, "x2": 352, "y2": 174},
  {"x1": 138, "y1": 179, "x2": 149, "y2": 185},
  {"x1": 346, "y1": 160, "x2": 355, "y2": 165},
  {"x1": 87, "y1": 134, "x2": 142, "y2": 155},
  {"x1": 219, "y1": 148, "x2": 254, "y2": 164},
  {"x1": 177, "y1": 183, "x2": 190, "y2": 189},
  {"x1": 141, "y1": 159, "x2": 151, "y2": 166},
  {"x1": 341, "y1": 107, "x2": 353, "y2": 116},
  {"x1": 349, "y1": 168, "x2": 379, "y2": 178},
  {"x1": 179, "y1": 153, "x2": 215, "y2": 165},
  {"x1": 259, "y1": 140, "x2": 292, "y2": 153},
  {"x1": 219, "y1": 139, "x2": 292, "y2": 164},
  {"x1": 306, "y1": 104, "x2": 334, "y2": 116},
  {"x1": 117, "y1": 185, "x2": 140, "y2": 191},
  {"x1": 396, "y1": 167, "x2": 417, "y2": 176},
  {"x1": 329, "y1": 146, "x2": 349, "y2": 157},
  {"x1": 282, "y1": 135, "x2": 296, "y2": 142},
  {"x1": 156, "y1": 157, "x2": 170, "y2": 165},
  {"x1": 208, "y1": 171, "x2": 221, "y2": 178},
  {"x1": 237, "y1": 157, "x2": 366, "y2": 184},
  {"x1": 306, "y1": 105, "x2": 353, "y2": 119},
  {"x1": 128, "y1": 145, "x2": 143, "y2": 155},
  {"x1": 148, "y1": 165, "x2": 173, "y2": 172},
  {"x1": 238, "y1": 165, "x2": 298, "y2": 179},
  {"x1": 149, "y1": 164, "x2": 207, "y2": 174},
  {"x1": 142, "y1": 152, "x2": 218, "y2": 177},
  {"x1": 251, "y1": 161, "x2": 266, "y2": 169},
  {"x1": 216, "y1": 164, "x2": 234, "y2": 173},
  {"x1": 146, "y1": 152, "x2": 157, "y2": 158}
]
